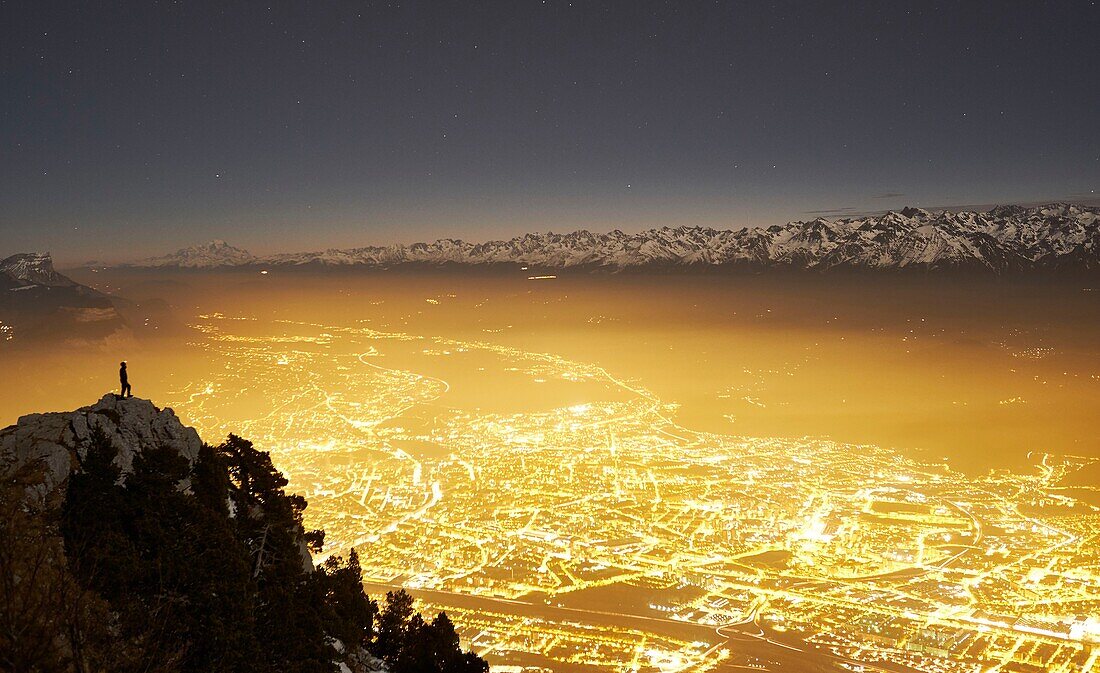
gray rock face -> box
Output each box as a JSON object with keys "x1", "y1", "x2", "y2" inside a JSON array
[
  {"x1": 0, "y1": 394, "x2": 202, "y2": 496},
  {"x1": 0, "y1": 252, "x2": 77, "y2": 287}
]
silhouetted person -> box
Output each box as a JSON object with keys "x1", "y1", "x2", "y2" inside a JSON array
[{"x1": 119, "y1": 361, "x2": 132, "y2": 398}]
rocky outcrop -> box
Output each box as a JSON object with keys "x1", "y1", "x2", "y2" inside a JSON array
[{"x1": 0, "y1": 394, "x2": 201, "y2": 497}]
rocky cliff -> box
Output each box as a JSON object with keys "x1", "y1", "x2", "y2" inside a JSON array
[{"x1": 0, "y1": 394, "x2": 201, "y2": 497}]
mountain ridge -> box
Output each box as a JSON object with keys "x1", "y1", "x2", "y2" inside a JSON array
[
  {"x1": 1, "y1": 252, "x2": 80, "y2": 287},
  {"x1": 124, "y1": 203, "x2": 1099, "y2": 273},
  {"x1": 1, "y1": 252, "x2": 131, "y2": 343}
]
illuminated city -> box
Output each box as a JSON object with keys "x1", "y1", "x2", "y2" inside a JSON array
[
  {"x1": 165, "y1": 312, "x2": 1100, "y2": 673},
  {"x1": 3, "y1": 3, "x2": 1099, "y2": 671}
]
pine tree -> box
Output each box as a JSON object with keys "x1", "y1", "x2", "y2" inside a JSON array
[
  {"x1": 319, "y1": 550, "x2": 378, "y2": 651},
  {"x1": 191, "y1": 443, "x2": 230, "y2": 516},
  {"x1": 51, "y1": 429, "x2": 487, "y2": 673},
  {"x1": 61, "y1": 427, "x2": 138, "y2": 602},
  {"x1": 373, "y1": 589, "x2": 415, "y2": 663}
]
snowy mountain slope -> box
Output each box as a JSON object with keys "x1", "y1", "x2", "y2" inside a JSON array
[
  {"x1": 129, "y1": 204, "x2": 1100, "y2": 272},
  {"x1": 0, "y1": 252, "x2": 132, "y2": 343},
  {"x1": 1, "y1": 252, "x2": 79, "y2": 287},
  {"x1": 135, "y1": 239, "x2": 256, "y2": 268}
]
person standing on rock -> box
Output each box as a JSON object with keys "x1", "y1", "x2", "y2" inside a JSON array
[{"x1": 119, "y1": 361, "x2": 132, "y2": 398}]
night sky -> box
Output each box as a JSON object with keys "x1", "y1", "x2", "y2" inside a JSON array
[{"x1": 2, "y1": 1, "x2": 1098, "y2": 264}]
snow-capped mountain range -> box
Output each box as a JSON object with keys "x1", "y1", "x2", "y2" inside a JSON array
[{"x1": 128, "y1": 204, "x2": 1099, "y2": 273}]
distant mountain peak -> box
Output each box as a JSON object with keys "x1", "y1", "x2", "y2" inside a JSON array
[
  {"x1": 133, "y1": 240, "x2": 256, "y2": 268},
  {"x1": 898, "y1": 206, "x2": 932, "y2": 219},
  {"x1": 0, "y1": 252, "x2": 75, "y2": 287},
  {"x1": 0, "y1": 252, "x2": 139, "y2": 344},
  {"x1": 125, "y1": 204, "x2": 1100, "y2": 273}
]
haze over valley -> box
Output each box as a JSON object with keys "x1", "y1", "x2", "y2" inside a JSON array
[{"x1": 4, "y1": 260, "x2": 1098, "y2": 672}]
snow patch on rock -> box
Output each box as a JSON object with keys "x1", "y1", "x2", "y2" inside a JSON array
[{"x1": 124, "y1": 204, "x2": 1100, "y2": 273}]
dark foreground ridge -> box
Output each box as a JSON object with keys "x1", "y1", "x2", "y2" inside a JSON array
[{"x1": 0, "y1": 395, "x2": 487, "y2": 673}]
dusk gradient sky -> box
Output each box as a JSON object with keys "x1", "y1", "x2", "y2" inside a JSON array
[{"x1": 2, "y1": 1, "x2": 1098, "y2": 264}]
